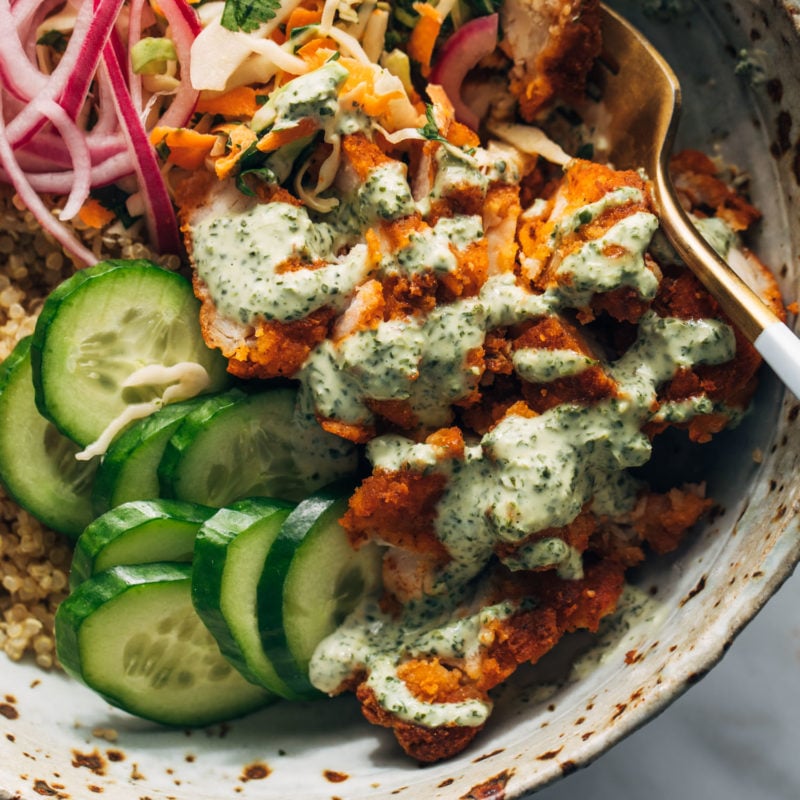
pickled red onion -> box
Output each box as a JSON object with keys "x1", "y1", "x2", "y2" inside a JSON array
[{"x1": 429, "y1": 13, "x2": 498, "y2": 131}]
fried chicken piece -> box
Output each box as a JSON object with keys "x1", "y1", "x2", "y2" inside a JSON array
[
  {"x1": 625, "y1": 487, "x2": 713, "y2": 555},
  {"x1": 519, "y1": 160, "x2": 659, "y2": 321},
  {"x1": 671, "y1": 150, "x2": 761, "y2": 231},
  {"x1": 494, "y1": 509, "x2": 596, "y2": 565},
  {"x1": 647, "y1": 265, "x2": 781, "y2": 440},
  {"x1": 501, "y1": 0, "x2": 602, "y2": 120},
  {"x1": 352, "y1": 559, "x2": 625, "y2": 763},
  {"x1": 177, "y1": 173, "x2": 336, "y2": 379},
  {"x1": 512, "y1": 315, "x2": 618, "y2": 412},
  {"x1": 341, "y1": 468, "x2": 450, "y2": 559}
]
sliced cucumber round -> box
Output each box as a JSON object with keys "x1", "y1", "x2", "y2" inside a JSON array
[
  {"x1": 159, "y1": 387, "x2": 357, "y2": 507},
  {"x1": 258, "y1": 484, "x2": 383, "y2": 698},
  {"x1": 70, "y1": 499, "x2": 215, "y2": 589},
  {"x1": 0, "y1": 336, "x2": 96, "y2": 537},
  {"x1": 55, "y1": 562, "x2": 273, "y2": 727},
  {"x1": 192, "y1": 498, "x2": 297, "y2": 698},
  {"x1": 91, "y1": 395, "x2": 209, "y2": 515},
  {"x1": 31, "y1": 259, "x2": 230, "y2": 447}
]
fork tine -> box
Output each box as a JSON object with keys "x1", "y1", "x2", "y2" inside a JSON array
[
  {"x1": 597, "y1": 4, "x2": 681, "y2": 172},
  {"x1": 596, "y1": 5, "x2": 800, "y2": 398}
]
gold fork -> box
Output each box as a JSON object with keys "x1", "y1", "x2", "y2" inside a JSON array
[{"x1": 597, "y1": 4, "x2": 800, "y2": 399}]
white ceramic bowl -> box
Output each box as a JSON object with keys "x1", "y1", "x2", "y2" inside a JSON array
[{"x1": 2, "y1": 2, "x2": 799, "y2": 798}]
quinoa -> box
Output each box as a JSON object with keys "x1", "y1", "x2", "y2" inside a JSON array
[{"x1": 0, "y1": 184, "x2": 178, "y2": 668}]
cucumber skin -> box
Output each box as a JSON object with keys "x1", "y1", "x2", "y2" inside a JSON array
[
  {"x1": 70, "y1": 499, "x2": 215, "y2": 589},
  {"x1": 192, "y1": 498, "x2": 297, "y2": 697},
  {"x1": 91, "y1": 396, "x2": 210, "y2": 515},
  {"x1": 0, "y1": 337, "x2": 96, "y2": 537},
  {"x1": 56, "y1": 562, "x2": 190, "y2": 687},
  {"x1": 157, "y1": 389, "x2": 244, "y2": 499},
  {"x1": 30, "y1": 259, "x2": 229, "y2": 446},
  {"x1": 30, "y1": 260, "x2": 167, "y2": 431},
  {"x1": 257, "y1": 484, "x2": 353, "y2": 699},
  {"x1": 56, "y1": 563, "x2": 273, "y2": 727}
]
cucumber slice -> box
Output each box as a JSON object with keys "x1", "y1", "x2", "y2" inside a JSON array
[
  {"x1": 31, "y1": 259, "x2": 230, "y2": 448},
  {"x1": 192, "y1": 498, "x2": 297, "y2": 698},
  {"x1": 258, "y1": 485, "x2": 383, "y2": 698},
  {"x1": 159, "y1": 387, "x2": 357, "y2": 507},
  {"x1": 70, "y1": 499, "x2": 215, "y2": 589},
  {"x1": 0, "y1": 337, "x2": 96, "y2": 537},
  {"x1": 55, "y1": 562, "x2": 273, "y2": 726},
  {"x1": 91, "y1": 396, "x2": 209, "y2": 515}
]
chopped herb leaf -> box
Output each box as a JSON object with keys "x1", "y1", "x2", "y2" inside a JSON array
[
  {"x1": 221, "y1": 0, "x2": 281, "y2": 33},
  {"x1": 418, "y1": 104, "x2": 448, "y2": 144},
  {"x1": 36, "y1": 30, "x2": 67, "y2": 53},
  {"x1": 91, "y1": 185, "x2": 139, "y2": 229},
  {"x1": 236, "y1": 166, "x2": 279, "y2": 196}
]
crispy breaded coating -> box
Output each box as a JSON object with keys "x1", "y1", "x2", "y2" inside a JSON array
[
  {"x1": 352, "y1": 559, "x2": 624, "y2": 762},
  {"x1": 501, "y1": 0, "x2": 602, "y2": 120},
  {"x1": 625, "y1": 487, "x2": 713, "y2": 555},
  {"x1": 341, "y1": 468, "x2": 450, "y2": 559},
  {"x1": 671, "y1": 150, "x2": 761, "y2": 231}
]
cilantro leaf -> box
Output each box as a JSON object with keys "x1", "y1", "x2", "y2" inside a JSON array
[
  {"x1": 221, "y1": 0, "x2": 281, "y2": 33},
  {"x1": 418, "y1": 105, "x2": 449, "y2": 144}
]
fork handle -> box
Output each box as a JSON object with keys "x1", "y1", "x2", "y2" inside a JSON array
[
  {"x1": 755, "y1": 322, "x2": 800, "y2": 400},
  {"x1": 655, "y1": 169, "x2": 800, "y2": 400}
]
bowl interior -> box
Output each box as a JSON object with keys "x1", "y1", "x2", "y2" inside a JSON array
[{"x1": 2, "y1": 2, "x2": 799, "y2": 799}]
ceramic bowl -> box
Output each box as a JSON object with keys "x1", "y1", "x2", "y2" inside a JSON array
[{"x1": 2, "y1": 2, "x2": 799, "y2": 798}]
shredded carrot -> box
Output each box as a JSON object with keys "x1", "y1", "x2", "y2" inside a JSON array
[
  {"x1": 447, "y1": 120, "x2": 480, "y2": 148},
  {"x1": 339, "y1": 57, "x2": 404, "y2": 119},
  {"x1": 195, "y1": 86, "x2": 260, "y2": 118},
  {"x1": 296, "y1": 37, "x2": 339, "y2": 68},
  {"x1": 150, "y1": 126, "x2": 219, "y2": 170},
  {"x1": 77, "y1": 197, "x2": 115, "y2": 229},
  {"x1": 256, "y1": 116, "x2": 318, "y2": 153},
  {"x1": 407, "y1": 3, "x2": 443, "y2": 77},
  {"x1": 214, "y1": 125, "x2": 258, "y2": 179},
  {"x1": 425, "y1": 84, "x2": 480, "y2": 146},
  {"x1": 286, "y1": 4, "x2": 323, "y2": 36}
]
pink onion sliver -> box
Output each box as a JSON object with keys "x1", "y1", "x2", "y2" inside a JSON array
[
  {"x1": 171, "y1": 0, "x2": 202, "y2": 36},
  {"x1": 127, "y1": 0, "x2": 147, "y2": 112},
  {"x1": 59, "y1": 0, "x2": 127, "y2": 121},
  {"x1": 14, "y1": 145, "x2": 133, "y2": 182},
  {"x1": 0, "y1": 89, "x2": 97, "y2": 265},
  {"x1": 91, "y1": 67, "x2": 122, "y2": 135},
  {"x1": 153, "y1": 0, "x2": 199, "y2": 129},
  {"x1": 101, "y1": 42, "x2": 181, "y2": 254},
  {"x1": 428, "y1": 13, "x2": 499, "y2": 131},
  {"x1": 20, "y1": 129, "x2": 127, "y2": 166},
  {"x1": 0, "y1": 152, "x2": 134, "y2": 193},
  {"x1": 3, "y1": 0, "x2": 95, "y2": 144},
  {"x1": 0, "y1": 0, "x2": 47, "y2": 100},
  {"x1": 39, "y1": 99, "x2": 92, "y2": 220},
  {"x1": 6, "y1": 0, "x2": 124, "y2": 146}
]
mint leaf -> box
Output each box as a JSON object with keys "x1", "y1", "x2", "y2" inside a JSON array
[{"x1": 221, "y1": 0, "x2": 281, "y2": 33}]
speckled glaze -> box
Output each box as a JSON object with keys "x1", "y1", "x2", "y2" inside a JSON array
[{"x1": 1, "y1": 2, "x2": 799, "y2": 798}]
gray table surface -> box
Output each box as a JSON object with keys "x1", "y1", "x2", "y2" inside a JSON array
[{"x1": 529, "y1": 568, "x2": 800, "y2": 799}]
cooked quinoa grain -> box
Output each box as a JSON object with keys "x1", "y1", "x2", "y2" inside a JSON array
[{"x1": 0, "y1": 185, "x2": 173, "y2": 668}]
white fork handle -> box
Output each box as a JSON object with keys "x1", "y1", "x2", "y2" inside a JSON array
[{"x1": 755, "y1": 322, "x2": 800, "y2": 400}]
